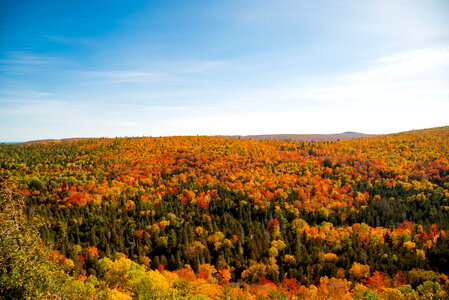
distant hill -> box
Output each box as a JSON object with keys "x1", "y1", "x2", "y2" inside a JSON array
[
  {"x1": 18, "y1": 132, "x2": 373, "y2": 145},
  {"x1": 19, "y1": 137, "x2": 92, "y2": 145},
  {"x1": 227, "y1": 132, "x2": 374, "y2": 142}
]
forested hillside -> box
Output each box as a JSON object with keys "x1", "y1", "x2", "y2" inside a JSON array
[{"x1": 1, "y1": 126, "x2": 449, "y2": 299}]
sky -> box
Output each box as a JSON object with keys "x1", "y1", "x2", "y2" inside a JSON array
[{"x1": 1, "y1": 0, "x2": 448, "y2": 142}]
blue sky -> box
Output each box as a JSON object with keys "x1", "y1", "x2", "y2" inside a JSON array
[{"x1": 1, "y1": 0, "x2": 448, "y2": 141}]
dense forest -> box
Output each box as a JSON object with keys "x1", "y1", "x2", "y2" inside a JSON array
[{"x1": 1, "y1": 126, "x2": 449, "y2": 299}]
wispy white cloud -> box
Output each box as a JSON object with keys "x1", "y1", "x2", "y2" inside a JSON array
[
  {"x1": 83, "y1": 70, "x2": 168, "y2": 84},
  {"x1": 0, "y1": 51, "x2": 71, "y2": 75},
  {"x1": 295, "y1": 46, "x2": 449, "y2": 104},
  {"x1": 81, "y1": 59, "x2": 229, "y2": 85},
  {"x1": 0, "y1": 90, "x2": 53, "y2": 99},
  {"x1": 348, "y1": 47, "x2": 449, "y2": 82},
  {"x1": 355, "y1": 0, "x2": 449, "y2": 43},
  {"x1": 41, "y1": 34, "x2": 100, "y2": 48},
  {"x1": 0, "y1": 51, "x2": 57, "y2": 65},
  {"x1": 0, "y1": 51, "x2": 73, "y2": 69},
  {"x1": 150, "y1": 60, "x2": 228, "y2": 74},
  {"x1": 225, "y1": 0, "x2": 448, "y2": 44}
]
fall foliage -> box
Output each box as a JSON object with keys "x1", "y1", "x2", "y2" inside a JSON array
[{"x1": 1, "y1": 126, "x2": 449, "y2": 298}]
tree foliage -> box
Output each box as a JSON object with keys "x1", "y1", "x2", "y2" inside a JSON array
[{"x1": 1, "y1": 126, "x2": 449, "y2": 298}]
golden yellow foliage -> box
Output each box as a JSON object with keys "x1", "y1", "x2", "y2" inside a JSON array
[{"x1": 350, "y1": 262, "x2": 371, "y2": 279}]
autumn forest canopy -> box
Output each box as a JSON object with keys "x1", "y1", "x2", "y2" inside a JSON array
[{"x1": 1, "y1": 126, "x2": 449, "y2": 299}]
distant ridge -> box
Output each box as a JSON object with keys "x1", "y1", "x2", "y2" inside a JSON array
[
  {"x1": 227, "y1": 132, "x2": 374, "y2": 142},
  {"x1": 19, "y1": 137, "x2": 92, "y2": 145},
  {"x1": 17, "y1": 132, "x2": 374, "y2": 145}
]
